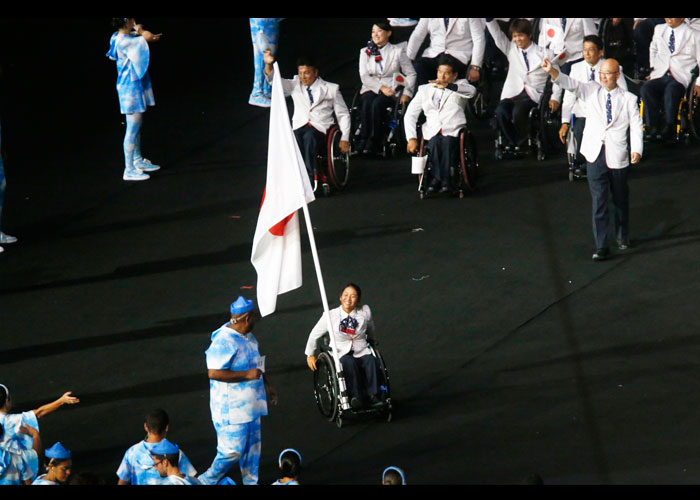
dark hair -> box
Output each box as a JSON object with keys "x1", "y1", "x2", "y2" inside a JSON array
[
  {"x1": 279, "y1": 451, "x2": 301, "y2": 478},
  {"x1": 583, "y1": 34, "x2": 604, "y2": 52},
  {"x1": 0, "y1": 423, "x2": 4, "y2": 441},
  {"x1": 342, "y1": 282, "x2": 362, "y2": 302},
  {"x1": 111, "y1": 18, "x2": 132, "y2": 30},
  {"x1": 436, "y1": 54, "x2": 459, "y2": 73},
  {"x1": 0, "y1": 385, "x2": 8, "y2": 408},
  {"x1": 145, "y1": 409, "x2": 169, "y2": 435},
  {"x1": 382, "y1": 469, "x2": 404, "y2": 485},
  {"x1": 510, "y1": 18, "x2": 533, "y2": 37},
  {"x1": 374, "y1": 20, "x2": 393, "y2": 33},
  {"x1": 296, "y1": 56, "x2": 318, "y2": 70},
  {"x1": 153, "y1": 453, "x2": 179, "y2": 466}
]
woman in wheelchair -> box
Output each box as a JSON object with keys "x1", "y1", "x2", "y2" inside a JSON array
[
  {"x1": 356, "y1": 20, "x2": 416, "y2": 155},
  {"x1": 305, "y1": 283, "x2": 381, "y2": 410}
]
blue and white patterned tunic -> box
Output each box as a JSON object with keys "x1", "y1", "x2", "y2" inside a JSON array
[
  {"x1": 0, "y1": 411, "x2": 39, "y2": 482},
  {"x1": 163, "y1": 474, "x2": 201, "y2": 485},
  {"x1": 116, "y1": 440, "x2": 197, "y2": 485},
  {"x1": 0, "y1": 447, "x2": 38, "y2": 485},
  {"x1": 106, "y1": 31, "x2": 155, "y2": 114},
  {"x1": 31, "y1": 474, "x2": 58, "y2": 485},
  {"x1": 205, "y1": 324, "x2": 268, "y2": 426}
]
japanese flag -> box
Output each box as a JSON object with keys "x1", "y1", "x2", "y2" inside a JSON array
[
  {"x1": 544, "y1": 24, "x2": 566, "y2": 60},
  {"x1": 251, "y1": 62, "x2": 315, "y2": 317},
  {"x1": 393, "y1": 72, "x2": 407, "y2": 88}
]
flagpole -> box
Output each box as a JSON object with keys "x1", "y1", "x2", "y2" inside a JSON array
[{"x1": 299, "y1": 203, "x2": 350, "y2": 411}]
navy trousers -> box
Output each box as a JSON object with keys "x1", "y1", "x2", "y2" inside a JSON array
[
  {"x1": 294, "y1": 124, "x2": 326, "y2": 183},
  {"x1": 640, "y1": 73, "x2": 686, "y2": 130},
  {"x1": 340, "y1": 353, "x2": 378, "y2": 400},
  {"x1": 586, "y1": 147, "x2": 629, "y2": 250},
  {"x1": 495, "y1": 90, "x2": 537, "y2": 146},
  {"x1": 358, "y1": 91, "x2": 394, "y2": 142},
  {"x1": 427, "y1": 133, "x2": 459, "y2": 186}
]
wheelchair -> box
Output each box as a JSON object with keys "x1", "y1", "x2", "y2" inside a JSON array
[
  {"x1": 415, "y1": 125, "x2": 479, "y2": 199},
  {"x1": 349, "y1": 86, "x2": 408, "y2": 158},
  {"x1": 312, "y1": 335, "x2": 392, "y2": 428},
  {"x1": 640, "y1": 72, "x2": 700, "y2": 145},
  {"x1": 598, "y1": 18, "x2": 635, "y2": 74},
  {"x1": 313, "y1": 124, "x2": 350, "y2": 196},
  {"x1": 493, "y1": 77, "x2": 561, "y2": 161}
]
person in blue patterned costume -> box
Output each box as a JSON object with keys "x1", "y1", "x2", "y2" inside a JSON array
[
  {"x1": 249, "y1": 18, "x2": 283, "y2": 107},
  {"x1": 271, "y1": 448, "x2": 301, "y2": 485},
  {"x1": 31, "y1": 442, "x2": 72, "y2": 485},
  {"x1": 106, "y1": 18, "x2": 162, "y2": 181},
  {"x1": 0, "y1": 384, "x2": 79, "y2": 485},
  {"x1": 116, "y1": 408, "x2": 197, "y2": 485},
  {"x1": 198, "y1": 296, "x2": 278, "y2": 485},
  {"x1": 0, "y1": 420, "x2": 41, "y2": 485}
]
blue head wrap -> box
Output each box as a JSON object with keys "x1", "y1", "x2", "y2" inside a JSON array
[
  {"x1": 45, "y1": 442, "x2": 71, "y2": 460},
  {"x1": 150, "y1": 439, "x2": 179, "y2": 456},
  {"x1": 230, "y1": 296, "x2": 255, "y2": 315}
]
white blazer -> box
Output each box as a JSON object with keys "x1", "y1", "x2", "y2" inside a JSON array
[
  {"x1": 556, "y1": 58, "x2": 628, "y2": 123},
  {"x1": 486, "y1": 20, "x2": 556, "y2": 102},
  {"x1": 649, "y1": 22, "x2": 700, "y2": 89},
  {"x1": 266, "y1": 68, "x2": 351, "y2": 141},
  {"x1": 404, "y1": 80, "x2": 476, "y2": 142},
  {"x1": 359, "y1": 42, "x2": 417, "y2": 98},
  {"x1": 554, "y1": 73, "x2": 643, "y2": 169},
  {"x1": 537, "y1": 18, "x2": 598, "y2": 63},
  {"x1": 407, "y1": 18, "x2": 485, "y2": 67},
  {"x1": 305, "y1": 305, "x2": 375, "y2": 359}
]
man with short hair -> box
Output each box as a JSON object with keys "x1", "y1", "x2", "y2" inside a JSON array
[
  {"x1": 198, "y1": 297, "x2": 277, "y2": 485},
  {"x1": 116, "y1": 408, "x2": 197, "y2": 485},
  {"x1": 405, "y1": 55, "x2": 476, "y2": 193},
  {"x1": 263, "y1": 50, "x2": 350, "y2": 187},
  {"x1": 150, "y1": 439, "x2": 200, "y2": 485},
  {"x1": 542, "y1": 57, "x2": 643, "y2": 261}
]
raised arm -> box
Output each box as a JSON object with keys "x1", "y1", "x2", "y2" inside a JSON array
[
  {"x1": 485, "y1": 19, "x2": 511, "y2": 56},
  {"x1": 406, "y1": 18, "x2": 429, "y2": 61},
  {"x1": 32, "y1": 392, "x2": 79, "y2": 419}
]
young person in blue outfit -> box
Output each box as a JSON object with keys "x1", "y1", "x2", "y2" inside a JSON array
[
  {"x1": 31, "y1": 442, "x2": 72, "y2": 485},
  {"x1": 249, "y1": 18, "x2": 283, "y2": 107},
  {"x1": 199, "y1": 296, "x2": 277, "y2": 485},
  {"x1": 272, "y1": 448, "x2": 302, "y2": 485},
  {"x1": 0, "y1": 420, "x2": 41, "y2": 485},
  {"x1": 106, "y1": 18, "x2": 162, "y2": 181},
  {"x1": 0, "y1": 384, "x2": 79, "y2": 484},
  {"x1": 116, "y1": 408, "x2": 197, "y2": 485},
  {"x1": 150, "y1": 439, "x2": 201, "y2": 485}
]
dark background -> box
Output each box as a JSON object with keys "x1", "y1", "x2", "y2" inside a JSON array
[{"x1": 2, "y1": 17, "x2": 700, "y2": 486}]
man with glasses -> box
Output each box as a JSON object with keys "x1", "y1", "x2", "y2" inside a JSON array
[
  {"x1": 150, "y1": 439, "x2": 200, "y2": 485},
  {"x1": 541, "y1": 57, "x2": 643, "y2": 261}
]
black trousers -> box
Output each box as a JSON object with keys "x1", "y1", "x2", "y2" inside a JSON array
[
  {"x1": 358, "y1": 91, "x2": 394, "y2": 141},
  {"x1": 340, "y1": 353, "x2": 378, "y2": 400},
  {"x1": 633, "y1": 18, "x2": 665, "y2": 70},
  {"x1": 586, "y1": 146, "x2": 629, "y2": 250},
  {"x1": 294, "y1": 124, "x2": 325, "y2": 183},
  {"x1": 495, "y1": 90, "x2": 537, "y2": 146},
  {"x1": 640, "y1": 73, "x2": 686, "y2": 130}
]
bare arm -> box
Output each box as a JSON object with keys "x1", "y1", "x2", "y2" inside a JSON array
[
  {"x1": 208, "y1": 369, "x2": 262, "y2": 383},
  {"x1": 32, "y1": 392, "x2": 79, "y2": 419}
]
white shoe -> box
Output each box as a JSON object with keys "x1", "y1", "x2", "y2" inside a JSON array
[
  {"x1": 0, "y1": 232, "x2": 17, "y2": 244},
  {"x1": 123, "y1": 170, "x2": 150, "y2": 181},
  {"x1": 134, "y1": 158, "x2": 161, "y2": 172},
  {"x1": 0, "y1": 246, "x2": 4, "y2": 253}
]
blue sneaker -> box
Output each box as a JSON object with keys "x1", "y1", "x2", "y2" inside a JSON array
[
  {"x1": 123, "y1": 169, "x2": 150, "y2": 181},
  {"x1": 134, "y1": 158, "x2": 160, "y2": 172}
]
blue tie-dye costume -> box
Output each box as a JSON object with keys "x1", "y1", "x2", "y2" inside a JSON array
[
  {"x1": 199, "y1": 324, "x2": 268, "y2": 485},
  {"x1": 0, "y1": 411, "x2": 40, "y2": 484},
  {"x1": 249, "y1": 18, "x2": 282, "y2": 107},
  {"x1": 116, "y1": 441, "x2": 197, "y2": 485},
  {"x1": 106, "y1": 31, "x2": 157, "y2": 178}
]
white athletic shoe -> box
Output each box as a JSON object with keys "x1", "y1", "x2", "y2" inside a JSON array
[
  {"x1": 134, "y1": 158, "x2": 161, "y2": 172},
  {"x1": 123, "y1": 170, "x2": 150, "y2": 181},
  {"x1": 0, "y1": 246, "x2": 4, "y2": 254},
  {"x1": 0, "y1": 232, "x2": 17, "y2": 244}
]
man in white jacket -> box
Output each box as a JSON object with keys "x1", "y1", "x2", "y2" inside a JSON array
[
  {"x1": 541, "y1": 57, "x2": 643, "y2": 261},
  {"x1": 405, "y1": 55, "x2": 476, "y2": 193}
]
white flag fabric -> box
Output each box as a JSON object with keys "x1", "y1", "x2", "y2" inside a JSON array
[{"x1": 251, "y1": 62, "x2": 315, "y2": 317}]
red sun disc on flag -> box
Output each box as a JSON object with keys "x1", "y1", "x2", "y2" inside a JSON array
[
  {"x1": 547, "y1": 28, "x2": 555, "y2": 38},
  {"x1": 559, "y1": 52, "x2": 567, "y2": 60},
  {"x1": 269, "y1": 213, "x2": 294, "y2": 236},
  {"x1": 396, "y1": 75, "x2": 404, "y2": 83}
]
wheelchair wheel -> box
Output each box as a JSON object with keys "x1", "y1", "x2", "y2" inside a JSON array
[
  {"x1": 537, "y1": 77, "x2": 562, "y2": 159},
  {"x1": 466, "y1": 89, "x2": 488, "y2": 122},
  {"x1": 417, "y1": 137, "x2": 430, "y2": 199},
  {"x1": 349, "y1": 88, "x2": 363, "y2": 154},
  {"x1": 313, "y1": 352, "x2": 339, "y2": 422},
  {"x1": 386, "y1": 95, "x2": 407, "y2": 158},
  {"x1": 689, "y1": 79, "x2": 700, "y2": 141},
  {"x1": 327, "y1": 126, "x2": 350, "y2": 190},
  {"x1": 459, "y1": 127, "x2": 478, "y2": 192}
]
